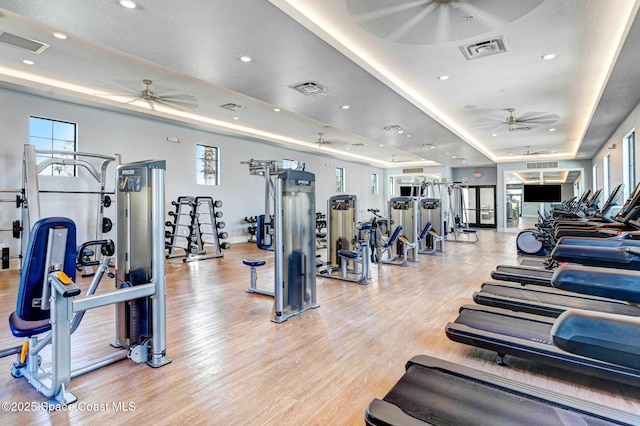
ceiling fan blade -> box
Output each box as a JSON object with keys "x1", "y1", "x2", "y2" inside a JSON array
[
  {"x1": 516, "y1": 112, "x2": 559, "y2": 125},
  {"x1": 158, "y1": 94, "x2": 199, "y2": 109},
  {"x1": 350, "y1": 0, "x2": 427, "y2": 24}
]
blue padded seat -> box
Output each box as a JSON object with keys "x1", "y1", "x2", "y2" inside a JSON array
[
  {"x1": 386, "y1": 226, "x2": 403, "y2": 246},
  {"x1": 419, "y1": 222, "x2": 432, "y2": 239},
  {"x1": 11, "y1": 217, "x2": 77, "y2": 337},
  {"x1": 316, "y1": 232, "x2": 327, "y2": 238},
  {"x1": 243, "y1": 258, "x2": 266, "y2": 267},
  {"x1": 337, "y1": 250, "x2": 359, "y2": 259},
  {"x1": 463, "y1": 229, "x2": 478, "y2": 234}
]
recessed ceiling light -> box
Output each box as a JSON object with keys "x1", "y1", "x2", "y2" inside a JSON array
[
  {"x1": 53, "y1": 32, "x2": 67, "y2": 40},
  {"x1": 22, "y1": 59, "x2": 34, "y2": 65},
  {"x1": 345, "y1": 146, "x2": 350, "y2": 150},
  {"x1": 397, "y1": 130, "x2": 404, "y2": 134},
  {"x1": 451, "y1": 155, "x2": 457, "y2": 159},
  {"x1": 405, "y1": 134, "x2": 412, "y2": 138},
  {"x1": 379, "y1": 144, "x2": 384, "y2": 147},
  {"x1": 437, "y1": 75, "x2": 449, "y2": 80},
  {"x1": 120, "y1": 0, "x2": 136, "y2": 8},
  {"x1": 491, "y1": 133, "x2": 498, "y2": 136},
  {"x1": 549, "y1": 128, "x2": 556, "y2": 132},
  {"x1": 233, "y1": 116, "x2": 239, "y2": 120},
  {"x1": 273, "y1": 108, "x2": 281, "y2": 112},
  {"x1": 542, "y1": 53, "x2": 556, "y2": 60},
  {"x1": 239, "y1": 55, "x2": 252, "y2": 62},
  {"x1": 340, "y1": 105, "x2": 350, "y2": 109}
]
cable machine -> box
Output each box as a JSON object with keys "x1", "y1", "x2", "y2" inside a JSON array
[
  {"x1": 241, "y1": 159, "x2": 305, "y2": 250},
  {"x1": 272, "y1": 170, "x2": 319, "y2": 323}
]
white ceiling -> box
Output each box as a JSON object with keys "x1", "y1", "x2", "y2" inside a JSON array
[{"x1": 0, "y1": 0, "x2": 639, "y2": 169}]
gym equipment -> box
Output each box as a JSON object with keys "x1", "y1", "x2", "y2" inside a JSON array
[
  {"x1": 272, "y1": 169, "x2": 318, "y2": 323},
  {"x1": 244, "y1": 258, "x2": 271, "y2": 296},
  {"x1": 417, "y1": 198, "x2": 444, "y2": 255},
  {"x1": 112, "y1": 160, "x2": 171, "y2": 368},
  {"x1": 364, "y1": 355, "x2": 640, "y2": 425},
  {"x1": 359, "y1": 208, "x2": 388, "y2": 264},
  {"x1": 446, "y1": 261, "x2": 640, "y2": 387},
  {"x1": 317, "y1": 195, "x2": 370, "y2": 284},
  {"x1": 1, "y1": 159, "x2": 170, "y2": 405},
  {"x1": 376, "y1": 226, "x2": 415, "y2": 267},
  {"x1": 22, "y1": 144, "x2": 120, "y2": 273},
  {"x1": 387, "y1": 196, "x2": 419, "y2": 263},
  {"x1": 165, "y1": 196, "x2": 229, "y2": 262},
  {"x1": 241, "y1": 158, "x2": 305, "y2": 251}
]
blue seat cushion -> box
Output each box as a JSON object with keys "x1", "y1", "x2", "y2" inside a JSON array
[
  {"x1": 9, "y1": 312, "x2": 51, "y2": 338},
  {"x1": 337, "y1": 250, "x2": 359, "y2": 259},
  {"x1": 243, "y1": 258, "x2": 266, "y2": 267},
  {"x1": 15, "y1": 217, "x2": 77, "y2": 323}
]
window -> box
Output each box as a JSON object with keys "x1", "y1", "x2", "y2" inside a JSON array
[
  {"x1": 623, "y1": 130, "x2": 636, "y2": 199},
  {"x1": 196, "y1": 144, "x2": 219, "y2": 185},
  {"x1": 335, "y1": 167, "x2": 345, "y2": 192},
  {"x1": 592, "y1": 164, "x2": 598, "y2": 192},
  {"x1": 371, "y1": 173, "x2": 378, "y2": 195},
  {"x1": 389, "y1": 176, "x2": 394, "y2": 197},
  {"x1": 603, "y1": 153, "x2": 611, "y2": 200},
  {"x1": 29, "y1": 116, "x2": 77, "y2": 176}
]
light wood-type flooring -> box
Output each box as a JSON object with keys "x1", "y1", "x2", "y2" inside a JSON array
[{"x1": 0, "y1": 229, "x2": 639, "y2": 425}]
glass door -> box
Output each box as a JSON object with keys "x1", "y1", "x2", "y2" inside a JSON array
[{"x1": 465, "y1": 185, "x2": 497, "y2": 228}]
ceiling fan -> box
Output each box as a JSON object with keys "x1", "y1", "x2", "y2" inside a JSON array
[
  {"x1": 314, "y1": 132, "x2": 348, "y2": 148},
  {"x1": 473, "y1": 108, "x2": 559, "y2": 132},
  {"x1": 520, "y1": 145, "x2": 551, "y2": 157},
  {"x1": 94, "y1": 79, "x2": 199, "y2": 110}
]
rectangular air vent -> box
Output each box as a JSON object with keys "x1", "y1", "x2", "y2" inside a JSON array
[
  {"x1": 526, "y1": 161, "x2": 559, "y2": 169},
  {"x1": 289, "y1": 81, "x2": 327, "y2": 96},
  {"x1": 508, "y1": 126, "x2": 532, "y2": 132},
  {"x1": 460, "y1": 36, "x2": 508, "y2": 60},
  {"x1": 403, "y1": 168, "x2": 424, "y2": 174},
  {"x1": 219, "y1": 103, "x2": 245, "y2": 111},
  {"x1": 0, "y1": 32, "x2": 49, "y2": 54}
]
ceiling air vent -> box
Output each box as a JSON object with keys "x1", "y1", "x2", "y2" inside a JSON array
[
  {"x1": 350, "y1": 143, "x2": 365, "y2": 147},
  {"x1": 508, "y1": 125, "x2": 532, "y2": 132},
  {"x1": 219, "y1": 103, "x2": 245, "y2": 111},
  {"x1": 289, "y1": 81, "x2": 327, "y2": 96},
  {"x1": 0, "y1": 31, "x2": 49, "y2": 54},
  {"x1": 383, "y1": 125, "x2": 403, "y2": 132},
  {"x1": 403, "y1": 167, "x2": 424, "y2": 174},
  {"x1": 526, "y1": 161, "x2": 559, "y2": 169},
  {"x1": 460, "y1": 36, "x2": 508, "y2": 60}
]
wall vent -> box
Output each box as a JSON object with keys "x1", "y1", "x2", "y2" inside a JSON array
[
  {"x1": 402, "y1": 167, "x2": 424, "y2": 174},
  {"x1": 289, "y1": 81, "x2": 327, "y2": 96},
  {"x1": 219, "y1": 103, "x2": 245, "y2": 111},
  {"x1": 526, "y1": 161, "x2": 559, "y2": 169},
  {"x1": 460, "y1": 36, "x2": 508, "y2": 60},
  {"x1": 0, "y1": 31, "x2": 49, "y2": 54}
]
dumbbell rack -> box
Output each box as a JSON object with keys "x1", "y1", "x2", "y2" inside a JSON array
[
  {"x1": 244, "y1": 216, "x2": 258, "y2": 242},
  {"x1": 165, "y1": 196, "x2": 230, "y2": 262}
]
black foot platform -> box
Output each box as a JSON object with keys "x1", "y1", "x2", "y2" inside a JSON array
[{"x1": 365, "y1": 355, "x2": 640, "y2": 425}]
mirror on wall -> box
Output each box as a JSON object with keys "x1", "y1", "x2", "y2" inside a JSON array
[{"x1": 505, "y1": 169, "x2": 583, "y2": 230}]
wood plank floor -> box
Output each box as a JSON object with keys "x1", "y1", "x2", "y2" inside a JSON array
[{"x1": 0, "y1": 229, "x2": 639, "y2": 424}]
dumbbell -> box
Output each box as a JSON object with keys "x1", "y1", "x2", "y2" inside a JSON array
[
  {"x1": 220, "y1": 242, "x2": 231, "y2": 250},
  {"x1": 216, "y1": 221, "x2": 225, "y2": 229},
  {"x1": 218, "y1": 232, "x2": 228, "y2": 239},
  {"x1": 214, "y1": 200, "x2": 223, "y2": 208},
  {"x1": 215, "y1": 211, "x2": 223, "y2": 218}
]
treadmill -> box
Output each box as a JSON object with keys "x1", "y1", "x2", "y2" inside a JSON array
[
  {"x1": 446, "y1": 272, "x2": 640, "y2": 387},
  {"x1": 475, "y1": 264, "x2": 640, "y2": 317},
  {"x1": 365, "y1": 355, "x2": 640, "y2": 425}
]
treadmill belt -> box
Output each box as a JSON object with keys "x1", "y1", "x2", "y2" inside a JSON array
[
  {"x1": 491, "y1": 265, "x2": 554, "y2": 285},
  {"x1": 475, "y1": 284, "x2": 640, "y2": 317},
  {"x1": 368, "y1": 356, "x2": 637, "y2": 425},
  {"x1": 456, "y1": 308, "x2": 555, "y2": 345}
]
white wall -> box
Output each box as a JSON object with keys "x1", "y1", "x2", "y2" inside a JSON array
[
  {"x1": 0, "y1": 88, "x2": 386, "y2": 262},
  {"x1": 591, "y1": 100, "x2": 640, "y2": 198}
]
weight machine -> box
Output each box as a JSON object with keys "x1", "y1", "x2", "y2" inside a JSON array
[
  {"x1": 241, "y1": 158, "x2": 305, "y2": 250},
  {"x1": 378, "y1": 196, "x2": 418, "y2": 266},
  {"x1": 2, "y1": 159, "x2": 170, "y2": 405},
  {"x1": 272, "y1": 170, "x2": 319, "y2": 323},
  {"x1": 418, "y1": 198, "x2": 444, "y2": 255},
  {"x1": 22, "y1": 144, "x2": 120, "y2": 273},
  {"x1": 317, "y1": 194, "x2": 370, "y2": 284}
]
